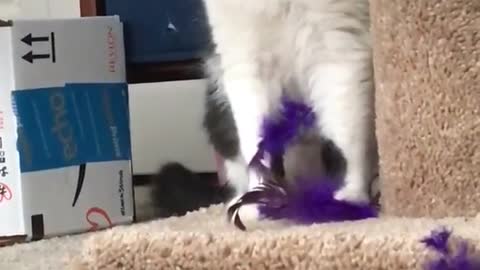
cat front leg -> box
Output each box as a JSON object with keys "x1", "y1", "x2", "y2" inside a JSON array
[
  {"x1": 222, "y1": 68, "x2": 281, "y2": 226},
  {"x1": 309, "y1": 62, "x2": 375, "y2": 204}
]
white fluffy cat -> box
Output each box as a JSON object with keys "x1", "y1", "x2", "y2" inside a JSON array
[{"x1": 202, "y1": 0, "x2": 378, "y2": 225}]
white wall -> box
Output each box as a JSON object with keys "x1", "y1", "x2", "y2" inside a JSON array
[
  {"x1": 0, "y1": 0, "x2": 216, "y2": 174},
  {"x1": 129, "y1": 81, "x2": 216, "y2": 174}
]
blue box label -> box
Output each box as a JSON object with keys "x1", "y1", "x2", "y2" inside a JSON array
[{"x1": 12, "y1": 83, "x2": 131, "y2": 172}]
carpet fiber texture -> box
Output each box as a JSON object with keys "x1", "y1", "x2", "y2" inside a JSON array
[
  {"x1": 371, "y1": 0, "x2": 480, "y2": 217},
  {"x1": 67, "y1": 205, "x2": 480, "y2": 270},
  {"x1": 0, "y1": 233, "x2": 87, "y2": 270}
]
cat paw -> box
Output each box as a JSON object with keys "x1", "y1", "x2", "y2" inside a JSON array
[{"x1": 334, "y1": 185, "x2": 370, "y2": 204}]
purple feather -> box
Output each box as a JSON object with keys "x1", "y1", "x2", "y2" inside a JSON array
[
  {"x1": 259, "y1": 179, "x2": 378, "y2": 224},
  {"x1": 450, "y1": 243, "x2": 476, "y2": 270},
  {"x1": 421, "y1": 227, "x2": 452, "y2": 255},
  {"x1": 421, "y1": 227, "x2": 480, "y2": 270},
  {"x1": 260, "y1": 96, "x2": 316, "y2": 157}
]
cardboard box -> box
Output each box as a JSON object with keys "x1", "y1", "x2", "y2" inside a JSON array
[{"x1": 0, "y1": 16, "x2": 134, "y2": 243}]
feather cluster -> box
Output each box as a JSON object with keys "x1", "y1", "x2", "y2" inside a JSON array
[
  {"x1": 421, "y1": 227, "x2": 480, "y2": 270},
  {"x1": 248, "y1": 96, "x2": 378, "y2": 225}
]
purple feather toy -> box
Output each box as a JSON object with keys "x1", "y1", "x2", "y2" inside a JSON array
[
  {"x1": 228, "y1": 96, "x2": 378, "y2": 230},
  {"x1": 258, "y1": 178, "x2": 377, "y2": 224}
]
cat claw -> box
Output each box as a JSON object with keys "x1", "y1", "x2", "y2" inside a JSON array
[{"x1": 227, "y1": 196, "x2": 261, "y2": 231}]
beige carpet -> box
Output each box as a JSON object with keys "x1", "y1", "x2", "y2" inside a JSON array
[
  {"x1": 0, "y1": 201, "x2": 479, "y2": 269},
  {"x1": 71, "y1": 206, "x2": 480, "y2": 270},
  {"x1": 372, "y1": 0, "x2": 480, "y2": 217},
  {"x1": 0, "y1": 232, "x2": 87, "y2": 269},
  {"x1": 2, "y1": 205, "x2": 479, "y2": 270}
]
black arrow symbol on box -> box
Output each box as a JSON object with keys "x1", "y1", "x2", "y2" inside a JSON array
[
  {"x1": 22, "y1": 51, "x2": 51, "y2": 63},
  {"x1": 21, "y1": 33, "x2": 49, "y2": 46}
]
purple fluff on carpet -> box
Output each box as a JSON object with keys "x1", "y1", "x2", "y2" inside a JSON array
[
  {"x1": 421, "y1": 227, "x2": 452, "y2": 256},
  {"x1": 421, "y1": 227, "x2": 480, "y2": 270},
  {"x1": 259, "y1": 179, "x2": 378, "y2": 224}
]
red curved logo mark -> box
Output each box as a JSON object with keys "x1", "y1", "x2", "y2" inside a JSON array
[
  {"x1": 0, "y1": 182, "x2": 12, "y2": 203},
  {"x1": 86, "y1": 207, "x2": 113, "y2": 232}
]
